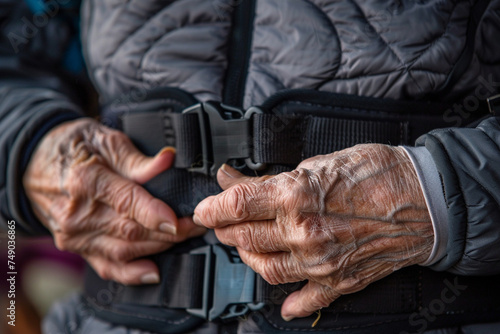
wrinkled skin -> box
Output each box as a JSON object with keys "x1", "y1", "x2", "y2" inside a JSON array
[
  {"x1": 194, "y1": 144, "x2": 434, "y2": 321},
  {"x1": 24, "y1": 118, "x2": 205, "y2": 285}
]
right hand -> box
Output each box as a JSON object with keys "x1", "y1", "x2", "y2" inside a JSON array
[{"x1": 23, "y1": 118, "x2": 206, "y2": 285}]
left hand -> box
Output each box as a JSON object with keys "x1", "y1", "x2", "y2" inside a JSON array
[{"x1": 193, "y1": 144, "x2": 434, "y2": 321}]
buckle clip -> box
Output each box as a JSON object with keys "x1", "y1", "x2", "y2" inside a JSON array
[
  {"x1": 487, "y1": 94, "x2": 500, "y2": 115},
  {"x1": 186, "y1": 245, "x2": 264, "y2": 321},
  {"x1": 182, "y1": 102, "x2": 265, "y2": 176}
]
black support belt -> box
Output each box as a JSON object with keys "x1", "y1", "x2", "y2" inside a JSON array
[
  {"x1": 93, "y1": 87, "x2": 497, "y2": 333},
  {"x1": 84, "y1": 243, "x2": 500, "y2": 334},
  {"x1": 121, "y1": 101, "x2": 412, "y2": 177},
  {"x1": 102, "y1": 87, "x2": 487, "y2": 217}
]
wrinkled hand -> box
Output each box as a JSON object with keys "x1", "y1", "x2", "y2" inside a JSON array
[
  {"x1": 24, "y1": 118, "x2": 205, "y2": 285},
  {"x1": 194, "y1": 144, "x2": 434, "y2": 320}
]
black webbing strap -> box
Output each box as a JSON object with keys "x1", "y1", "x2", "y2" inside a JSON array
[
  {"x1": 116, "y1": 97, "x2": 455, "y2": 216},
  {"x1": 254, "y1": 268, "x2": 500, "y2": 333},
  {"x1": 84, "y1": 252, "x2": 205, "y2": 309},
  {"x1": 252, "y1": 114, "x2": 408, "y2": 165},
  {"x1": 84, "y1": 247, "x2": 500, "y2": 333},
  {"x1": 254, "y1": 266, "x2": 418, "y2": 314},
  {"x1": 84, "y1": 247, "x2": 421, "y2": 316},
  {"x1": 122, "y1": 110, "x2": 410, "y2": 171},
  {"x1": 122, "y1": 111, "x2": 202, "y2": 169}
]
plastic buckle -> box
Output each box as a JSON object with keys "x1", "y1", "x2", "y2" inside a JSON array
[
  {"x1": 186, "y1": 245, "x2": 264, "y2": 321},
  {"x1": 487, "y1": 94, "x2": 500, "y2": 115},
  {"x1": 182, "y1": 102, "x2": 265, "y2": 176}
]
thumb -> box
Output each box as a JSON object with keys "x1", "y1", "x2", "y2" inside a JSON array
[
  {"x1": 107, "y1": 140, "x2": 175, "y2": 184},
  {"x1": 128, "y1": 147, "x2": 176, "y2": 184},
  {"x1": 92, "y1": 124, "x2": 176, "y2": 184},
  {"x1": 281, "y1": 282, "x2": 340, "y2": 321},
  {"x1": 217, "y1": 164, "x2": 271, "y2": 190}
]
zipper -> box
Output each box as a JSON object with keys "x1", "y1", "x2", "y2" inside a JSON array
[{"x1": 222, "y1": 0, "x2": 256, "y2": 108}]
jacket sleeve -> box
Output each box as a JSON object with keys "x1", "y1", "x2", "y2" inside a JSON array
[
  {"x1": 415, "y1": 116, "x2": 500, "y2": 276},
  {"x1": 0, "y1": 1, "x2": 85, "y2": 235}
]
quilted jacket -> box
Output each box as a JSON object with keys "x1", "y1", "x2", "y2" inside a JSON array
[
  {"x1": 80, "y1": 0, "x2": 500, "y2": 275},
  {"x1": 1, "y1": 0, "x2": 500, "y2": 332}
]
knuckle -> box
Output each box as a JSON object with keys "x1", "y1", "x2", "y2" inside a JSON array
[
  {"x1": 119, "y1": 220, "x2": 144, "y2": 241},
  {"x1": 234, "y1": 226, "x2": 254, "y2": 252},
  {"x1": 259, "y1": 262, "x2": 288, "y2": 285},
  {"x1": 308, "y1": 288, "x2": 334, "y2": 309},
  {"x1": 66, "y1": 163, "x2": 104, "y2": 200},
  {"x1": 198, "y1": 207, "x2": 218, "y2": 229},
  {"x1": 109, "y1": 244, "x2": 134, "y2": 262},
  {"x1": 113, "y1": 185, "x2": 136, "y2": 217},
  {"x1": 63, "y1": 167, "x2": 87, "y2": 196},
  {"x1": 55, "y1": 215, "x2": 72, "y2": 234},
  {"x1": 105, "y1": 129, "x2": 129, "y2": 149},
  {"x1": 134, "y1": 195, "x2": 160, "y2": 228},
  {"x1": 335, "y1": 275, "x2": 365, "y2": 294},
  {"x1": 101, "y1": 130, "x2": 137, "y2": 170},
  {"x1": 226, "y1": 185, "x2": 252, "y2": 220},
  {"x1": 260, "y1": 270, "x2": 279, "y2": 285}
]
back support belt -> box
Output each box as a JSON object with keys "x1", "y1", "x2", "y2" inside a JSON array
[
  {"x1": 84, "y1": 243, "x2": 500, "y2": 334},
  {"x1": 91, "y1": 87, "x2": 498, "y2": 333},
  {"x1": 103, "y1": 88, "x2": 467, "y2": 216}
]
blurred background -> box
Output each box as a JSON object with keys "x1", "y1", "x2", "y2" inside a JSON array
[{"x1": 0, "y1": 233, "x2": 85, "y2": 334}]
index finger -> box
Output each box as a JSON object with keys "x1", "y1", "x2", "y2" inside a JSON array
[
  {"x1": 73, "y1": 163, "x2": 178, "y2": 234},
  {"x1": 193, "y1": 180, "x2": 279, "y2": 228}
]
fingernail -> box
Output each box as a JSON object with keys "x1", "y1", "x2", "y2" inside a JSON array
[
  {"x1": 159, "y1": 222, "x2": 177, "y2": 235},
  {"x1": 282, "y1": 315, "x2": 295, "y2": 322},
  {"x1": 193, "y1": 214, "x2": 202, "y2": 226},
  {"x1": 220, "y1": 163, "x2": 239, "y2": 178},
  {"x1": 140, "y1": 272, "x2": 160, "y2": 284},
  {"x1": 158, "y1": 146, "x2": 176, "y2": 155}
]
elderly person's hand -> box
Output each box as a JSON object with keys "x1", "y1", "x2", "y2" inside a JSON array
[
  {"x1": 193, "y1": 144, "x2": 434, "y2": 321},
  {"x1": 23, "y1": 118, "x2": 205, "y2": 285}
]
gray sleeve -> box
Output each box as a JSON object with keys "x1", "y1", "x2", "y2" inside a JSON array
[
  {"x1": 0, "y1": 87, "x2": 83, "y2": 235},
  {"x1": 0, "y1": 0, "x2": 85, "y2": 235},
  {"x1": 415, "y1": 116, "x2": 500, "y2": 275},
  {"x1": 402, "y1": 146, "x2": 449, "y2": 267}
]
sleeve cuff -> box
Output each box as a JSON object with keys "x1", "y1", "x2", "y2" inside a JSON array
[
  {"x1": 401, "y1": 146, "x2": 448, "y2": 266},
  {"x1": 7, "y1": 106, "x2": 82, "y2": 235}
]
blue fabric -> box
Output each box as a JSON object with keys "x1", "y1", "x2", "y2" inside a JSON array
[
  {"x1": 24, "y1": 0, "x2": 84, "y2": 74},
  {"x1": 24, "y1": 0, "x2": 45, "y2": 14},
  {"x1": 62, "y1": 32, "x2": 84, "y2": 73}
]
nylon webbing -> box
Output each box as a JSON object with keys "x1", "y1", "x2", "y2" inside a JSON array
[
  {"x1": 122, "y1": 112, "x2": 410, "y2": 171},
  {"x1": 122, "y1": 111, "x2": 202, "y2": 168},
  {"x1": 252, "y1": 114, "x2": 409, "y2": 165},
  {"x1": 85, "y1": 249, "x2": 500, "y2": 327},
  {"x1": 254, "y1": 267, "x2": 418, "y2": 313},
  {"x1": 119, "y1": 110, "x2": 411, "y2": 217},
  {"x1": 84, "y1": 253, "x2": 205, "y2": 309},
  {"x1": 84, "y1": 250, "x2": 420, "y2": 314}
]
